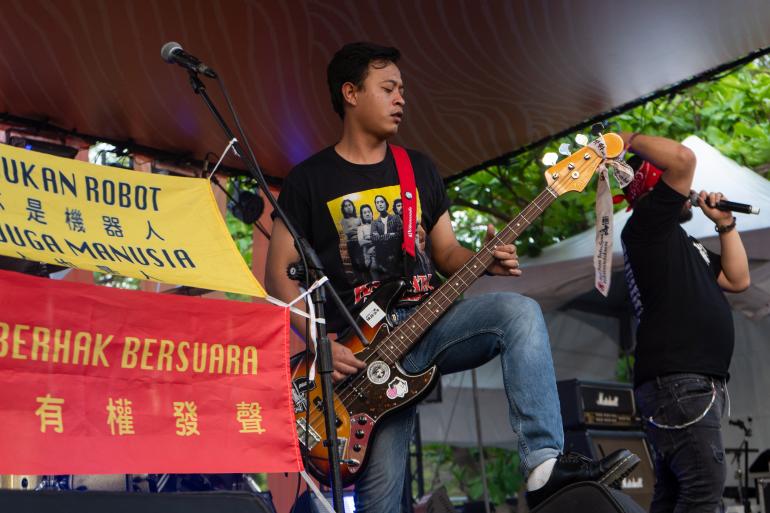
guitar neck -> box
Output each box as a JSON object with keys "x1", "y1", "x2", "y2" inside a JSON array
[{"x1": 381, "y1": 187, "x2": 558, "y2": 362}]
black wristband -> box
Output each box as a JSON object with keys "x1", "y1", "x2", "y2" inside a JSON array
[{"x1": 715, "y1": 217, "x2": 736, "y2": 233}]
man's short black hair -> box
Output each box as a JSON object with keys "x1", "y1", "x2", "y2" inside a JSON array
[{"x1": 327, "y1": 42, "x2": 401, "y2": 119}]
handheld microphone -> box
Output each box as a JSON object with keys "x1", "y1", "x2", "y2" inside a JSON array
[
  {"x1": 689, "y1": 192, "x2": 760, "y2": 215},
  {"x1": 160, "y1": 42, "x2": 217, "y2": 78}
]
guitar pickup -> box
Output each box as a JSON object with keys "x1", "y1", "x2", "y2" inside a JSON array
[{"x1": 296, "y1": 418, "x2": 321, "y2": 450}]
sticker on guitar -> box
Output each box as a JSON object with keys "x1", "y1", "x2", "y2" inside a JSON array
[
  {"x1": 360, "y1": 301, "x2": 386, "y2": 327},
  {"x1": 367, "y1": 361, "x2": 391, "y2": 384},
  {"x1": 386, "y1": 377, "x2": 408, "y2": 399}
]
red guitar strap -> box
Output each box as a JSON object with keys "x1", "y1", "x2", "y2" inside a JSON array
[{"x1": 390, "y1": 144, "x2": 417, "y2": 258}]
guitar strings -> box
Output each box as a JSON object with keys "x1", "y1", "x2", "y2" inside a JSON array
[
  {"x1": 301, "y1": 156, "x2": 600, "y2": 442},
  {"x1": 302, "y1": 156, "x2": 597, "y2": 435}
]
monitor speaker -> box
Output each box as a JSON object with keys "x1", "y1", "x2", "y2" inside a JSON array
[
  {"x1": 531, "y1": 481, "x2": 645, "y2": 513},
  {"x1": 564, "y1": 430, "x2": 654, "y2": 511}
]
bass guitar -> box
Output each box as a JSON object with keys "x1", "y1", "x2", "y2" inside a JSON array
[{"x1": 291, "y1": 133, "x2": 624, "y2": 485}]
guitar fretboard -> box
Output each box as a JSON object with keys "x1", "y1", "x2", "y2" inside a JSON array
[{"x1": 379, "y1": 187, "x2": 558, "y2": 364}]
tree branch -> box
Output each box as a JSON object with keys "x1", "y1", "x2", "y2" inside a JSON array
[{"x1": 452, "y1": 197, "x2": 510, "y2": 222}]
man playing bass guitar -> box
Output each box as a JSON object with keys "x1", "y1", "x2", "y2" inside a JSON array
[{"x1": 265, "y1": 42, "x2": 638, "y2": 512}]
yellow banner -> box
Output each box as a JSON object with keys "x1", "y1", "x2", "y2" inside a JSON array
[{"x1": 0, "y1": 143, "x2": 265, "y2": 297}]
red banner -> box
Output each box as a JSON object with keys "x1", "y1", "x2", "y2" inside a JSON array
[{"x1": 0, "y1": 270, "x2": 302, "y2": 474}]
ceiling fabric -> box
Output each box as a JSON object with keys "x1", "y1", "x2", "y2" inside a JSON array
[{"x1": 2, "y1": 0, "x2": 769, "y2": 179}]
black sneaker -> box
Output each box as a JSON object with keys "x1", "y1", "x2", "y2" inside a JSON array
[{"x1": 526, "y1": 449, "x2": 640, "y2": 509}]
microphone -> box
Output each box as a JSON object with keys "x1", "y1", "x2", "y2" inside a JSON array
[
  {"x1": 689, "y1": 192, "x2": 760, "y2": 215},
  {"x1": 160, "y1": 42, "x2": 217, "y2": 78}
]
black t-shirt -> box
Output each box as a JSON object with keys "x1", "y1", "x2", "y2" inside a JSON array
[
  {"x1": 621, "y1": 180, "x2": 734, "y2": 387},
  {"x1": 276, "y1": 145, "x2": 450, "y2": 333}
]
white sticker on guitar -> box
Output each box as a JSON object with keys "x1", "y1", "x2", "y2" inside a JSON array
[
  {"x1": 360, "y1": 301, "x2": 386, "y2": 328},
  {"x1": 367, "y1": 361, "x2": 391, "y2": 385},
  {"x1": 386, "y1": 377, "x2": 408, "y2": 400}
]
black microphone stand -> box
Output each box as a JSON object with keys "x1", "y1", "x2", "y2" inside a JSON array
[
  {"x1": 728, "y1": 419, "x2": 755, "y2": 513},
  {"x1": 184, "y1": 69, "x2": 370, "y2": 512}
]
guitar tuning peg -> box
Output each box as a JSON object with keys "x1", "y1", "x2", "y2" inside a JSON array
[
  {"x1": 541, "y1": 152, "x2": 558, "y2": 167},
  {"x1": 590, "y1": 122, "x2": 606, "y2": 136},
  {"x1": 574, "y1": 133, "x2": 589, "y2": 146},
  {"x1": 558, "y1": 143, "x2": 572, "y2": 156}
]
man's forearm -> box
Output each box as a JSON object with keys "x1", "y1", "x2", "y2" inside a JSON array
[
  {"x1": 719, "y1": 229, "x2": 750, "y2": 291},
  {"x1": 622, "y1": 132, "x2": 696, "y2": 197},
  {"x1": 436, "y1": 244, "x2": 475, "y2": 276}
]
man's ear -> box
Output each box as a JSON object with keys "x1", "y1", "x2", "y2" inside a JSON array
[{"x1": 341, "y1": 82, "x2": 357, "y2": 108}]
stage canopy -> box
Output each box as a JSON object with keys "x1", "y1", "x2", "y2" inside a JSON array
[{"x1": 2, "y1": 0, "x2": 770, "y2": 180}]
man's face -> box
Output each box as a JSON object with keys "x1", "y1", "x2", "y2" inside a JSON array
[
  {"x1": 375, "y1": 196, "x2": 388, "y2": 214},
  {"x1": 394, "y1": 201, "x2": 402, "y2": 215},
  {"x1": 350, "y1": 62, "x2": 405, "y2": 138},
  {"x1": 361, "y1": 207, "x2": 373, "y2": 222}
]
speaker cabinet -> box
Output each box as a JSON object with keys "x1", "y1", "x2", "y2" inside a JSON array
[
  {"x1": 531, "y1": 481, "x2": 645, "y2": 513},
  {"x1": 564, "y1": 430, "x2": 654, "y2": 510}
]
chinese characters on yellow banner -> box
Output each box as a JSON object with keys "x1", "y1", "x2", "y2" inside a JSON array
[{"x1": 0, "y1": 143, "x2": 266, "y2": 296}]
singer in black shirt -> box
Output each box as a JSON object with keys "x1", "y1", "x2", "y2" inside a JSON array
[{"x1": 619, "y1": 133, "x2": 750, "y2": 513}]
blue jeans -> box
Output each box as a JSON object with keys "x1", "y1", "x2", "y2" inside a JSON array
[
  {"x1": 635, "y1": 374, "x2": 727, "y2": 513},
  {"x1": 353, "y1": 292, "x2": 563, "y2": 513}
]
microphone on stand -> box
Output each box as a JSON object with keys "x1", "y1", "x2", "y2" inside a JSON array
[
  {"x1": 160, "y1": 42, "x2": 217, "y2": 78},
  {"x1": 689, "y1": 192, "x2": 760, "y2": 215}
]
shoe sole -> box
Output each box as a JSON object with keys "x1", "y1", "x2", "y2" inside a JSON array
[{"x1": 597, "y1": 452, "x2": 641, "y2": 488}]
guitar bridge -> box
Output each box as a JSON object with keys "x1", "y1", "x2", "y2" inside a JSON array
[{"x1": 296, "y1": 418, "x2": 321, "y2": 450}]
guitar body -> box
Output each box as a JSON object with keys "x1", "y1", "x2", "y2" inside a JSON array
[{"x1": 291, "y1": 280, "x2": 438, "y2": 486}]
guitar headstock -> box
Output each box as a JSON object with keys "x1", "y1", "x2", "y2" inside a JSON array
[{"x1": 544, "y1": 133, "x2": 624, "y2": 196}]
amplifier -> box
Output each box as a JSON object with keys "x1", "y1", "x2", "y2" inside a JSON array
[
  {"x1": 557, "y1": 379, "x2": 639, "y2": 430},
  {"x1": 564, "y1": 430, "x2": 655, "y2": 511}
]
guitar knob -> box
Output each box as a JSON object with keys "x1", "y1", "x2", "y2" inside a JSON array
[
  {"x1": 357, "y1": 416, "x2": 367, "y2": 425},
  {"x1": 353, "y1": 444, "x2": 362, "y2": 452},
  {"x1": 355, "y1": 429, "x2": 365, "y2": 438}
]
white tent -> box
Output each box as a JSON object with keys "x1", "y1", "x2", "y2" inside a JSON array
[{"x1": 418, "y1": 137, "x2": 770, "y2": 484}]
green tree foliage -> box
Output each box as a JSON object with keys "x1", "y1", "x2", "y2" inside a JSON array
[
  {"x1": 421, "y1": 443, "x2": 522, "y2": 506},
  {"x1": 449, "y1": 56, "x2": 770, "y2": 252}
]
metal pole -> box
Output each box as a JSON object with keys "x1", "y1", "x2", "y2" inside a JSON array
[{"x1": 471, "y1": 369, "x2": 491, "y2": 513}]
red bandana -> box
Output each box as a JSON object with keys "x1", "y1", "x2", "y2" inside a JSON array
[{"x1": 612, "y1": 160, "x2": 664, "y2": 209}]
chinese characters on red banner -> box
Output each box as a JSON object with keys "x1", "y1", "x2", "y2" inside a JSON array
[{"x1": 0, "y1": 270, "x2": 301, "y2": 475}]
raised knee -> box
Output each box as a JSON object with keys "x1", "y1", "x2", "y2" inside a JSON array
[{"x1": 492, "y1": 292, "x2": 543, "y2": 320}]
